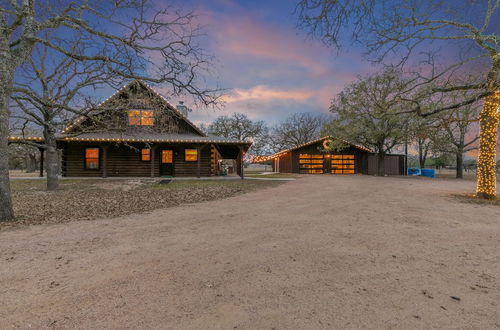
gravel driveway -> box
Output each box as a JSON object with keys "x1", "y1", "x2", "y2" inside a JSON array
[{"x1": 0, "y1": 175, "x2": 499, "y2": 329}]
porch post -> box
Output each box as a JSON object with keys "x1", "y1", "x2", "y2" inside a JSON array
[
  {"x1": 102, "y1": 145, "x2": 108, "y2": 178},
  {"x1": 39, "y1": 147, "x2": 44, "y2": 177},
  {"x1": 238, "y1": 145, "x2": 244, "y2": 180},
  {"x1": 197, "y1": 145, "x2": 201, "y2": 178},
  {"x1": 150, "y1": 146, "x2": 156, "y2": 178}
]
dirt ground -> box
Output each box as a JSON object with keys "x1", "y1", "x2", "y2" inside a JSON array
[
  {"x1": 5, "y1": 179, "x2": 280, "y2": 229},
  {"x1": 0, "y1": 175, "x2": 499, "y2": 329}
]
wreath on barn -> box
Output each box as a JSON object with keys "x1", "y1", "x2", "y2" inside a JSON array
[{"x1": 322, "y1": 138, "x2": 334, "y2": 150}]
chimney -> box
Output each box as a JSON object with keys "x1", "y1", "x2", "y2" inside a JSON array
[{"x1": 176, "y1": 101, "x2": 191, "y2": 117}]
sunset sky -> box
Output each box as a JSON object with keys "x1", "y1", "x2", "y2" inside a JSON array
[{"x1": 167, "y1": 0, "x2": 374, "y2": 126}]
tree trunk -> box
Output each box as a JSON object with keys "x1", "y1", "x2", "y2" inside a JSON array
[
  {"x1": 44, "y1": 128, "x2": 59, "y2": 190},
  {"x1": 377, "y1": 151, "x2": 385, "y2": 176},
  {"x1": 25, "y1": 152, "x2": 37, "y2": 172},
  {"x1": 456, "y1": 151, "x2": 463, "y2": 179},
  {"x1": 418, "y1": 139, "x2": 428, "y2": 168},
  {"x1": 476, "y1": 92, "x2": 499, "y2": 199},
  {"x1": 45, "y1": 146, "x2": 59, "y2": 190},
  {"x1": 0, "y1": 71, "x2": 14, "y2": 220},
  {"x1": 418, "y1": 141, "x2": 424, "y2": 168}
]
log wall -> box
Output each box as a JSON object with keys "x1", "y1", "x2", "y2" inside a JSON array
[{"x1": 62, "y1": 142, "x2": 214, "y2": 177}]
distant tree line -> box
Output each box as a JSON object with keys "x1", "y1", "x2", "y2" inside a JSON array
[
  {"x1": 203, "y1": 77, "x2": 483, "y2": 179},
  {"x1": 295, "y1": 0, "x2": 499, "y2": 199},
  {"x1": 204, "y1": 112, "x2": 324, "y2": 159}
]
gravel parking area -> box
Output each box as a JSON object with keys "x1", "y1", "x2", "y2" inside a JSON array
[{"x1": 0, "y1": 175, "x2": 499, "y2": 329}]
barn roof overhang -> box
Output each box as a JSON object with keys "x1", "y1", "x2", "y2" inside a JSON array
[{"x1": 252, "y1": 136, "x2": 372, "y2": 163}]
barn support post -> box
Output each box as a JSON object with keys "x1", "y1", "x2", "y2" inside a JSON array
[
  {"x1": 39, "y1": 147, "x2": 44, "y2": 177},
  {"x1": 102, "y1": 145, "x2": 108, "y2": 178}
]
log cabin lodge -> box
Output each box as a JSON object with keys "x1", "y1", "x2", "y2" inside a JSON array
[
  {"x1": 253, "y1": 136, "x2": 404, "y2": 176},
  {"x1": 9, "y1": 80, "x2": 251, "y2": 178}
]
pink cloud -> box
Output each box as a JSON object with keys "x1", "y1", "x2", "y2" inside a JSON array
[
  {"x1": 197, "y1": 9, "x2": 363, "y2": 80},
  {"x1": 216, "y1": 22, "x2": 326, "y2": 76},
  {"x1": 222, "y1": 85, "x2": 316, "y2": 103}
]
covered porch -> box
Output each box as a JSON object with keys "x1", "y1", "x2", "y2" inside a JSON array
[{"x1": 9, "y1": 134, "x2": 251, "y2": 179}]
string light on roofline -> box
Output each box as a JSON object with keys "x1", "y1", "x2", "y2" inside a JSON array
[
  {"x1": 63, "y1": 83, "x2": 129, "y2": 133},
  {"x1": 56, "y1": 136, "x2": 250, "y2": 145},
  {"x1": 252, "y1": 136, "x2": 371, "y2": 163}
]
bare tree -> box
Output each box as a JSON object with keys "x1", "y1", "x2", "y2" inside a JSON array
[
  {"x1": 10, "y1": 38, "x2": 117, "y2": 190},
  {"x1": 323, "y1": 67, "x2": 411, "y2": 176},
  {"x1": 296, "y1": 0, "x2": 500, "y2": 198},
  {"x1": 7, "y1": 142, "x2": 39, "y2": 172},
  {"x1": 407, "y1": 112, "x2": 442, "y2": 169},
  {"x1": 270, "y1": 112, "x2": 323, "y2": 152},
  {"x1": 0, "y1": 0, "x2": 222, "y2": 220},
  {"x1": 434, "y1": 99, "x2": 480, "y2": 179},
  {"x1": 415, "y1": 128, "x2": 434, "y2": 169},
  {"x1": 208, "y1": 113, "x2": 268, "y2": 156}
]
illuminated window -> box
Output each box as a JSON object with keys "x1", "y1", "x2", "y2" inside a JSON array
[
  {"x1": 85, "y1": 148, "x2": 99, "y2": 169},
  {"x1": 161, "y1": 150, "x2": 173, "y2": 163},
  {"x1": 185, "y1": 149, "x2": 198, "y2": 161},
  {"x1": 299, "y1": 154, "x2": 324, "y2": 174},
  {"x1": 141, "y1": 149, "x2": 151, "y2": 161},
  {"x1": 128, "y1": 110, "x2": 154, "y2": 126},
  {"x1": 331, "y1": 155, "x2": 355, "y2": 174}
]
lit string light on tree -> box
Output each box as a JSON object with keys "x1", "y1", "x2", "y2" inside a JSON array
[{"x1": 476, "y1": 91, "x2": 500, "y2": 199}]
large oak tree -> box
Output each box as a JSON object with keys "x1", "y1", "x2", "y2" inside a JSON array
[
  {"x1": 0, "y1": 0, "x2": 221, "y2": 220},
  {"x1": 324, "y1": 67, "x2": 411, "y2": 176},
  {"x1": 297, "y1": 0, "x2": 499, "y2": 198}
]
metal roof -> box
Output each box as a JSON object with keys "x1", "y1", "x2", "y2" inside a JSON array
[{"x1": 252, "y1": 136, "x2": 372, "y2": 163}]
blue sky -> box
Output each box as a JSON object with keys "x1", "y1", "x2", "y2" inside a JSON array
[{"x1": 163, "y1": 0, "x2": 374, "y2": 126}]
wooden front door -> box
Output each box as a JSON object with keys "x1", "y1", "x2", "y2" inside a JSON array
[{"x1": 160, "y1": 150, "x2": 174, "y2": 176}]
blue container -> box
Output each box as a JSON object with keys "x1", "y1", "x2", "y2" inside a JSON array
[
  {"x1": 420, "y1": 168, "x2": 435, "y2": 178},
  {"x1": 407, "y1": 168, "x2": 421, "y2": 176}
]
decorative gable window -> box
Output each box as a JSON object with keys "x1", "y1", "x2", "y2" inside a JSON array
[
  {"x1": 85, "y1": 148, "x2": 99, "y2": 169},
  {"x1": 185, "y1": 149, "x2": 198, "y2": 161},
  {"x1": 128, "y1": 110, "x2": 154, "y2": 126}
]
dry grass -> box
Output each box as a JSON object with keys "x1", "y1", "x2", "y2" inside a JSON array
[
  {"x1": 3, "y1": 179, "x2": 283, "y2": 230},
  {"x1": 9, "y1": 170, "x2": 42, "y2": 177},
  {"x1": 245, "y1": 173, "x2": 298, "y2": 179},
  {"x1": 434, "y1": 169, "x2": 500, "y2": 182},
  {"x1": 452, "y1": 193, "x2": 500, "y2": 206}
]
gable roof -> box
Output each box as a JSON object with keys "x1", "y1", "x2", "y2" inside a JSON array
[
  {"x1": 62, "y1": 80, "x2": 206, "y2": 137},
  {"x1": 287, "y1": 136, "x2": 372, "y2": 153},
  {"x1": 253, "y1": 136, "x2": 372, "y2": 163}
]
